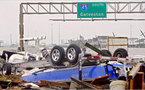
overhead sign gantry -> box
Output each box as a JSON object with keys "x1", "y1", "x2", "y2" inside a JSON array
[{"x1": 19, "y1": 2, "x2": 145, "y2": 51}]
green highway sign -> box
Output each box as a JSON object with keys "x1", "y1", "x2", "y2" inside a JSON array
[{"x1": 77, "y1": 2, "x2": 107, "y2": 18}]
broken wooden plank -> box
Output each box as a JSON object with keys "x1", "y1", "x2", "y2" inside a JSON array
[
  {"x1": 130, "y1": 72, "x2": 144, "y2": 90},
  {"x1": 40, "y1": 80, "x2": 69, "y2": 89},
  {"x1": 129, "y1": 63, "x2": 142, "y2": 79},
  {"x1": 91, "y1": 75, "x2": 111, "y2": 85},
  {"x1": 71, "y1": 77, "x2": 99, "y2": 90}
]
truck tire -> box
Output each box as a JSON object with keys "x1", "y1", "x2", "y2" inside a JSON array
[
  {"x1": 66, "y1": 44, "x2": 81, "y2": 64},
  {"x1": 2, "y1": 63, "x2": 11, "y2": 75},
  {"x1": 113, "y1": 48, "x2": 128, "y2": 58},
  {"x1": 102, "y1": 50, "x2": 112, "y2": 56},
  {"x1": 50, "y1": 46, "x2": 65, "y2": 65}
]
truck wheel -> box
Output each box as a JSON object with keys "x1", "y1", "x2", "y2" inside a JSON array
[
  {"x1": 50, "y1": 46, "x2": 65, "y2": 65},
  {"x1": 66, "y1": 44, "x2": 81, "y2": 64},
  {"x1": 2, "y1": 63, "x2": 11, "y2": 75},
  {"x1": 102, "y1": 50, "x2": 112, "y2": 56},
  {"x1": 113, "y1": 48, "x2": 128, "y2": 58}
]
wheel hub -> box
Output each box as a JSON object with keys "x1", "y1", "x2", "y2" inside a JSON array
[
  {"x1": 67, "y1": 48, "x2": 76, "y2": 60},
  {"x1": 52, "y1": 49, "x2": 60, "y2": 61}
]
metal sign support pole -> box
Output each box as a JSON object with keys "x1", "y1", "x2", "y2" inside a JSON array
[{"x1": 19, "y1": 4, "x2": 24, "y2": 51}]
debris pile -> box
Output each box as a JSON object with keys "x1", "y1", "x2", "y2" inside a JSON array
[
  {"x1": 0, "y1": 42, "x2": 144, "y2": 90},
  {"x1": 0, "y1": 74, "x2": 111, "y2": 90},
  {"x1": 0, "y1": 74, "x2": 21, "y2": 82}
]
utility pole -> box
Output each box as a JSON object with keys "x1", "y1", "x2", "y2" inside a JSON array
[
  {"x1": 130, "y1": 24, "x2": 132, "y2": 38},
  {"x1": 51, "y1": 24, "x2": 53, "y2": 45},
  {"x1": 10, "y1": 34, "x2": 12, "y2": 46},
  {"x1": 59, "y1": 25, "x2": 60, "y2": 45},
  {"x1": 130, "y1": 24, "x2": 132, "y2": 47}
]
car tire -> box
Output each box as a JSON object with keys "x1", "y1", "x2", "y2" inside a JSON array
[
  {"x1": 113, "y1": 48, "x2": 128, "y2": 58},
  {"x1": 50, "y1": 46, "x2": 65, "y2": 65},
  {"x1": 2, "y1": 63, "x2": 11, "y2": 75},
  {"x1": 66, "y1": 44, "x2": 81, "y2": 64}
]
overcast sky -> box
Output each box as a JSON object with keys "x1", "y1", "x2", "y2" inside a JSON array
[{"x1": 0, "y1": 0, "x2": 145, "y2": 45}]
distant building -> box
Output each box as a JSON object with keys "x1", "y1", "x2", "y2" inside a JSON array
[
  {"x1": 135, "y1": 38, "x2": 145, "y2": 48},
  {"x1": 136, "y1": 38, "x2": 145, "y2": 44},
  {"x1": 0, "y1": 40, "x2": 4, "y2": 47},
  {"x1": 128, "y1": 38, "x2": 139, "y2": 47}
]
